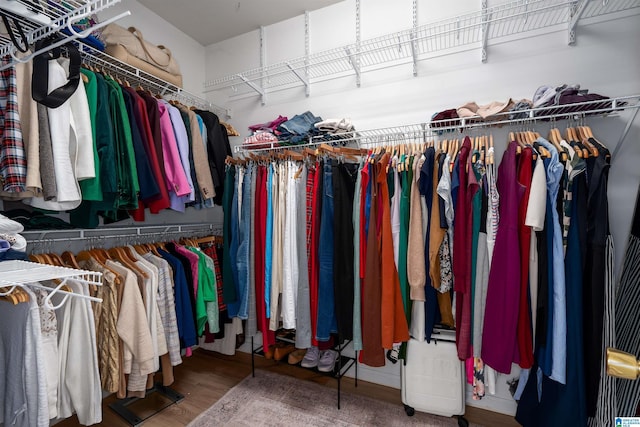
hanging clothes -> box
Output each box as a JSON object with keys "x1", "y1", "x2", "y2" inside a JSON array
[{"x1": 482, "y1": 141, "x2": 523, "y2": 373}]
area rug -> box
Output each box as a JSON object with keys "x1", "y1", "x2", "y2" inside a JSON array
[{"x1": 187, "y1": 370, "x2": 475, "y2": 426}]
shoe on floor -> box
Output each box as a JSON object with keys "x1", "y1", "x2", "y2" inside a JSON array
[
  {"x1": 300, "y1": 346, "x2": 320, "y2": 368},
  {"x1": 288, "y1": 348, "x2": 307, "y2": 365},
  {"x1": 318, "y1": 349, "x2": 339, "y2": 373},
  {"x1": 274, "y1": 343, "x2": 296, "y2": 361},
  {"x1": 264, "y1": 344, "x2": 275, "y2": 360}
]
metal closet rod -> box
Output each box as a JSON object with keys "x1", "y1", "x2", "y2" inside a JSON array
[
  {"x1": 22, "y1": 223, "x2": 222, "y2": 243},
  {"x1": 78, "y1": 44, "x2": 229, "y2": 118},
  {"x1": 234, "y1": 95, "x2": 640, "y2": 154}
]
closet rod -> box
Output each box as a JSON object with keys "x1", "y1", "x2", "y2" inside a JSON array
[
  {"x1": 22, "y1": 223, "x2": 223, "y2": 245},
  {"x1": 234, "y1": 135, "x2": 360, "y2": 153},
  {"x1": 77, "y1": 43, "x2": 230, "y2": 119},
  {"x1": 424, "y1": 96, "x2": 640, "y2": 134},
  {"x1": 235, "y1": 94, "x2": 640, "y2": 154}
]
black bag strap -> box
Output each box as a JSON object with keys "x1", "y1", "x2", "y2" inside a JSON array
[
  {"x1": 1, "y1": 13, "x2": 29, "y2": 53},
  {"x1": 31, "y1": 36, "x2": 81, "y2": 108}
]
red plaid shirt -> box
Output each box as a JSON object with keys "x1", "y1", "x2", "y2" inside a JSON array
[{"x1": 0, "y1": 60, "x2": 26, "y2": 192}]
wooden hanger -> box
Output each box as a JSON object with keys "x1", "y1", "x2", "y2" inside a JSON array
[
  {"x1": 578, "y1": 127, "x2": 599, "y2": 157},
  {"x1": 283, "y1": 149, "x2": 305, "y2": 161},
  {"x1": 449, "y1": 139, "x2": 460, "y2": 172},
  {"x1": 62, "y1": 251, "x2": 81, "y2": 269},
  {"x1": 511, "y1": 131, "x2": 524, "y2": 154},
  {"x1": 0, "y1": 287, "x2": 21, "y2": 304},
  {"x1": 107, "y1": 247, "x2": 148, "y2": 278},
  {"x1": 487, "y1": 135, "x2": 494, "y2": 165}
]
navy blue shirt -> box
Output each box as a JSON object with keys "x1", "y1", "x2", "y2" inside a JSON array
[{"x1": 158, "y1": 249, "x2": 197, "y2": 348}]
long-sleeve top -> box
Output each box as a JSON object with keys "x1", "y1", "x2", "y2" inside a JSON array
[
  {"x1": 163, "y1": 101, "x2": 195, "y2": 203},
  {"x1": 156, "y1": 101, "x2": 191, "y2": 210}
]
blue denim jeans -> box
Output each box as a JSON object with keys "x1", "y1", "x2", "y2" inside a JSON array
[
  {"x1": 227, "y1": 167, "x2": 241, "y2": 318},
  {"x1": 316, "y1": 161, "x2": 337, "y2": 340},
  {"x1": 237, "y1": 164, "x2": 253, "y2": 319},
  {"x1": 277, "y1": 111, "x2": 322, "y2": 143}
]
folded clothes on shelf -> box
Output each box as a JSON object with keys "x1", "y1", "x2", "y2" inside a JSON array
[
  {"x1": 248, "y1": 115, "x2": 288, "y2": 133},
  {"x1": 243, "y1": 130, "x2": 279, "y2": 149},
  {"x1": 277, "y1": 111, "x2": 323, "y2": 144},
  {"x1": 244, "y1": 111, "x2": 358, "y2": 148}
]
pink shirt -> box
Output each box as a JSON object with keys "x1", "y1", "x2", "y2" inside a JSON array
[{"x1": 156, "y1": 102, "x2": 191, "y2": 208}]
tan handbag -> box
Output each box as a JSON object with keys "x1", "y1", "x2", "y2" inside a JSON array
[{"x1": 101, "y1": 24, "x2": 182, "y2": 82}]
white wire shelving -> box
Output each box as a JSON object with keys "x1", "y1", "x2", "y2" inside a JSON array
[
  {"x1": 78, "y1": 44, "x2": 230, "y2": 119},
  {"x1": 0, "y1": 0, "x2": 129, "y2": 71},
  {"x1": 21, "y1": 222, "x2": 223, "y2": 245},
  {"x1": 0, "y1": 0, "x2": 230, "y2": 117},
  {"x1": 234, "y1": 94, "x2": 640, "y2": 155},
  {"x1": 0, "y1": 260, "x2": 103, "y2": 308},
  {"x1": 204, "y1": 0, "x2": 640, "y2": 101}
]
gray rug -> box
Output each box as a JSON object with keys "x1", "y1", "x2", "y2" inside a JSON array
[{"x1": 187, "y1": 370, "x2": 473, "y2": 427}]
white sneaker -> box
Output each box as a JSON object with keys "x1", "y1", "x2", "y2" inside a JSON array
[
  {"x1": 300, "y1": 346, "x2": 320, "y2": 368},
  {"x1": 317, "y1": 349, "x2": 339, "y2": 372}
]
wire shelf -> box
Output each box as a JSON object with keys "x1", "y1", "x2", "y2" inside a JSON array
[
  {"x1": 77, "y1": 43, "x2": 229, "y2": 118},
  {"x1": 235, "y1": 94, "x2": 640, "y2": 152},
  {"x1": 21, "y1": 222, "x2": 223, "y2": 245},
  {"x1": 0, "y1": 260, "x2": 102, "y2": 286},
  {"x1": 0, "y1": 0, "x2": 121, "y2": 57},
  {"x1": 583, "y1": 0, "x2": 640, "y2": 18},
  {"x1": 204, "y1": 0, "x2": 640, "y2": 97}
]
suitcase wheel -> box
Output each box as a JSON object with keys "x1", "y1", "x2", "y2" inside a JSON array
[
  {"x1": 456, "y1": 415, "x2": 469, "y2": 427},
  {"x1": 403, "y1": 404, "x2": 415, "y2": 417}
]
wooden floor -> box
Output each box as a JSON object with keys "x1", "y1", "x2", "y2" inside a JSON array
[{"x1": 57, "y1": 349, "x2": 519, "y2": 427}]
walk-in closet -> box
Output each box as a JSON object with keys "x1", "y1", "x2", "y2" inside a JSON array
[{"x1": 0, "y1": 0, "x2": 638, "y2": 426}]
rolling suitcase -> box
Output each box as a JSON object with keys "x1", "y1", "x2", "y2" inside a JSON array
[{"x1": 401, "y1": 330, "x2": 469, "y2": 427}]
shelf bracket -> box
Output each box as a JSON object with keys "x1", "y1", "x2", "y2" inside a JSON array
[
  {"x1": 304, "y1": 11, "x2": 310, "y2": 97},
  {"x1": 345, "y1": 47, "x2": 361, "y2": 84},
  {"x1": 259, "y1": 25, "x2": 267, "y2": 105},
  {"x1": 355, "y1": 0, "x2": 361, "y2": 87},
  {"x1": 569, "y1": 0, "x2": 591, "y2": 46},
  {"x1": 612, "y1": 103, "x2": 640, "y2": 159},
  {"x1": 237, "y1": 74, "x2": 265, "y2": 98},
  {"x1": 285, "y1": 62, "x2": 309, "y2": 95},
  {"x1": 481, "y1": 0, "x2": 490, "y2": 63},
  {"x1": 411, "y1": 0, "x2": 418, "y2": 76}
]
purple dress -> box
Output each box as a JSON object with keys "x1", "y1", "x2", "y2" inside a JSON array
[{"x1": 481, "y1": 141, "x2": 525, "y2": 373}]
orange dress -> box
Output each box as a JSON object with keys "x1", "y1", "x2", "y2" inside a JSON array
[{"x1": 378, "y1": 153, "x2": 410, "y2": 349}]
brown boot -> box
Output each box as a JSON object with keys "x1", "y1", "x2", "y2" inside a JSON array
[
  {"x1": 287, "y1": 348, "x2": 307, "y2": 365},
  {"x1": 273, "y1": 342, "x2": 295, "y2": 361},
  {"x1": 264, "y1": 344, "x2": 275, "y2": 359}
]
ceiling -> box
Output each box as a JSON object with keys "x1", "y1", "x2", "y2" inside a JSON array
[{"x1": 138, "y1": 0, "x2": 345, "y2": 46}]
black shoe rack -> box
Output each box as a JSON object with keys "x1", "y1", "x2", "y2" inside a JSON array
[{"x1": 250, "y1": 332, "x2": 358, "y2": 409}]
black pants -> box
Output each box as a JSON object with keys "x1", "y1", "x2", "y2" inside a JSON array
[{"x1": 332, "y1": 161, "x2": 359, "y2": 341}]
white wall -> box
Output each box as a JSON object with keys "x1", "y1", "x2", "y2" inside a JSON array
[
  {"x1": 99, "y1": 0, "x2": 206, "y2": 97},
  {"x1": 204, "y1": 0, "x2": 640, "y2": 417}
]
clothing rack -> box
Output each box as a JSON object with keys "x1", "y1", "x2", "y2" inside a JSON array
[
  {"x1": 76, "y1": 43, "x2": 230, "y2": 119},
  {"x1": 18, "y1": 225, "x2": 223, "y2": 426},
  {"x1": 234, "y1": 94, "x2": 640, "y2": 156},
  {"x1": 0, "y1": 0, "x2": 130, "y2": 72},
  {"x1": 21, "y1": 223, "x2": 223, "y2": 247},
  {"x1": 0, "y1": 259, "x2": 103, "y2": 307}
]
